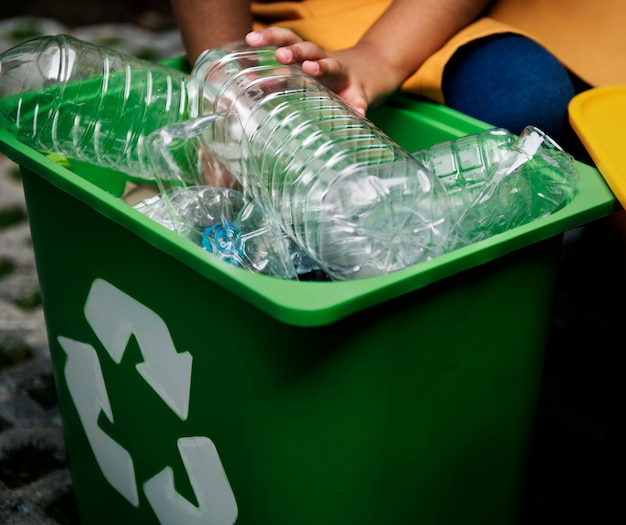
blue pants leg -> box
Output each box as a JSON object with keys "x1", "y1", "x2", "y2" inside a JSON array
[{"x1": 442, "y1": 34, "x2": 588, "y2": 159}]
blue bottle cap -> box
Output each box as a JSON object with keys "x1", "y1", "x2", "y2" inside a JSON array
[{"x1": 201, "y1": 222, "x2": 245, "y2": 267}]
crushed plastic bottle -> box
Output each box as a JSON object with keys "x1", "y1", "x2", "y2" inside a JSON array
[
  {"x1": 413, "y1": 126, "x2": 580, "y2": 250},
  {"x1": 135, "y1": 185, "x2": 300, "y2": 279},
  {"x1": 412, "y1": 128, "x2": 516, "y2": 226},
  {"x1": 143, "y1": 113, "x2": 300, "y2": 279},
  {"x1": 0, "y1": 34, "x2": 199, "y2": 180},
  {"x1": 190, "y1": 41, "x2": 450, "y2": 280},
  {"x1": 450, "y1": 126, "x2": 579, "y2": 248}
]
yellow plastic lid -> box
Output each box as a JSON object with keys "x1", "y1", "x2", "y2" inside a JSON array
[{"x1": 569, "y1": 85, "x2": 626, "y2": 208}]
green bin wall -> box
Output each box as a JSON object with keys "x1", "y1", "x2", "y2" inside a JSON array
[{"x1": 1, "y1": 93, "x2": 618, "y2": 525}]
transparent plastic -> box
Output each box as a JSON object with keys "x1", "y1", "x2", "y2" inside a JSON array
[
  {"x1": 412, "y1": 128, "x2": 516, "y2": 227},
  {"x1": 144, "y1": 113, "x2": 301, "y2": 279},
  {"x1": 134, "y1": 185, "x2": 302, "y2": 278},
  {"x1": 0, "y1": 36, "x2": 578, "y2": 280},
  {"x1": 414, "y1": 126, "x2": 580, "y2": 249},
  {"x1": 0, "y1": 34, "x2": 199, "y2": 180},
  {"x1": 191, "y1": 42, "x2": 450, "y2": 280}
]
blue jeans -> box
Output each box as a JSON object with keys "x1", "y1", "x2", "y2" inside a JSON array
[{"x1": 442, "y1": 34, "x2": 589, "y2": 159}]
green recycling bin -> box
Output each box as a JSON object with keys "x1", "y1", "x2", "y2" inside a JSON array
[{"x1": 0, "y1": 85, "x2": 617, "y2": 524}]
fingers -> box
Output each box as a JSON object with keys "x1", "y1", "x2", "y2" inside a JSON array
[
  {"x1": 302, "y1": 59, "x2": 368, "y2": 116},
  {"x1": 344, "y1": 93, "x2": 368, "y2": 117},
  {"x1": 245, "y1": 28, "x2": 370, "y2": 116},
  {"x1": 247, "y1": 28, "x2": 328, "y2": 65},
  {"x1": 246, "y1": 27, "x2": 302, "y2": 48},
  {"x1": 276, "y1": 41, "x2": 329, "y2": 65},
  {"x1": 301, "y1": 57, "x2": 341, "y2": 78}
]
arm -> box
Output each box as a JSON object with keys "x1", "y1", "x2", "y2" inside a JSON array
[
  {"x1": 247, "y1": 0, "x2": 492, "y2": 114},
  {"x1": 170, "y1": 0, "x2": 252, "y2": 64}
]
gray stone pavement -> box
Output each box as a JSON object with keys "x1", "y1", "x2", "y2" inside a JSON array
[{"x1": 0, "y1": 150, "x2": 72, "y2": 525}]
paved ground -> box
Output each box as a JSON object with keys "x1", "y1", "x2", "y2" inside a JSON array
[
  {"x1": 0, "y1": 151, "x2": 72, "y2": 525},
  {"x1": 1, "y1": 10, "x2": 625, "y2": 525}
]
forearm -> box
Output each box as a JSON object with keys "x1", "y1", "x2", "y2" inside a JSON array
[
  {"x1": 354, "y1": 0, "x2": 492, "y2": 95},
  {"x1": 170, "y1": 0, "x2": 252, "y2": 63}
]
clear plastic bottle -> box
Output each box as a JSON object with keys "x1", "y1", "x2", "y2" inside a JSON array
[
  {"x1": 134, "y1": 185, "x2": 299, "y2": 279},
  {"x1": 411, "y1": 128, "x2": 516, "y2": 227},
  {"x1": 451, "y1": 126, "x2": 579, "y2": 248},
  {"x1": 413, "y1": 126, "x2": 580, "y2": 249},
  {"x1": 0, "y1": 34, "x2": 199, "y2": 180},
  {"x1": 191, "y1": 42, "x2": 450, "y2": 280},
  {"x1": 143, "y1": 113, "x2": 309, "y2": 280}
]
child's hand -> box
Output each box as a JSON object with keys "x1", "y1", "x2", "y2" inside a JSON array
[{"x1": 246, "y1": 28, "x2": 369, "y2": 116}]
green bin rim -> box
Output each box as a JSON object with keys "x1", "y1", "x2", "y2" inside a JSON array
[{"x1": 0, "y1": 92, "x2": 617, "y2": 327}]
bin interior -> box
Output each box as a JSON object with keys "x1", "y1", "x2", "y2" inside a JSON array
[{"x1": 0, "y1": 67, "x2": 618, "y2": 327}]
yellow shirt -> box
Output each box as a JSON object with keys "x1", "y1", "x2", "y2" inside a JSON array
[{"x1": 251, "y1": 0, "x2": 626, "y2": 102}]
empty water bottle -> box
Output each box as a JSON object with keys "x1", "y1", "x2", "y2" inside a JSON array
[
  {"x1": 134, "y1": 185, "x2": 299, "y2": 279},
  {"x1": 413, "y1": 126, "x2": 579, "y2": 249},
  {"x1": 143, "y1": 113, "x2": 301, "y2": 279},
  {"x1": 191, "y1": 42, "x2": 450, "y2": 280},
  {"x1": 0, "y1": 34, "x2": 199, "y2": 180},
  {"x1": 412, "y1": 128, "x2": 516, "y2": 226},
  {"x1": 451, "y1": 126, "x2": 579, "y2": 248}
]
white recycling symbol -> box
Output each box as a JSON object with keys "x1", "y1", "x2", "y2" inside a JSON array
[{"x1": 57, "y1": 278, "x2": 238, "y2": 524}]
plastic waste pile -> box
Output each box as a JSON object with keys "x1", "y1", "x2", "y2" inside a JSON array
[{"x1": 0, "y1": 35, "x2": 580, "y2": 281}]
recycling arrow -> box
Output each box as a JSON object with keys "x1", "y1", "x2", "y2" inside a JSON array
[
  {"x1": 144, "y1": 437, "x2": 238, "y2": 525},
  {"x1": 84, "y1": 278, "x2": 193, "y2": 421},
  {"x1": 57, "y1": 278, "x2": 237, "y2": 523},
  {"x1": 58, "y1": 336, "x2": 139, "y2": 507}
]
